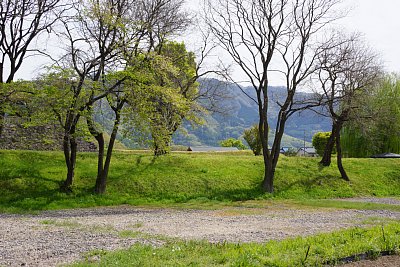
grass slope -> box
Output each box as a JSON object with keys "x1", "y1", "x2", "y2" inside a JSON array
[{"x1": 0, "y1": 150, "x2": 400, "y2": 212}]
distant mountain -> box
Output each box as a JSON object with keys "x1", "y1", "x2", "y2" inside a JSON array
[
  {"x1": 94, "y1": 78, "x2": 331, "y2": 149},
  {"x1": 173, "y1": 79, "x2": 331, "y2": 148}
]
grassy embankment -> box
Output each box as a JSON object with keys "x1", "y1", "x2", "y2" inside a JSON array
[{"x1": 0, "y1": 149, "x2": 399, "y2": 212}]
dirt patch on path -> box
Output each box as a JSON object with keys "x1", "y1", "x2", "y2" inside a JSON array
[
  {"x1": 1, "y1": 204, "x2": 400, "y2": 266},
  {"x1": 340, "y1": 255, "x2": 400, "y2": 267}
]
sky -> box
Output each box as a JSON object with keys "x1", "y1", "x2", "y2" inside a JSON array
[
  {"x1": 184, "y1": 0, "x2": 400, "y2": 87},
  {"x1": 14, "y1": 0, "x2": 400, "y2": 85},
  {"x1": 339, "y1": 0, "x2": 400, "y2": 74}
]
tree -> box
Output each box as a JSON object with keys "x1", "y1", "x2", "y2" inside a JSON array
[
  {"x1": 0, "y1": 81, "x2": 35, "y2": 132},
  {"x1": 312, "y1": 132, "x2": 335, "y2": 156},
  {"x1": 220, "y1": 138, "x2": 246, "y2": 150},
  {"x1": 341, "y1": 74, "x2": 400, "y2": 157},
  {"x1": 243, "y1": 124, "x2": 262, "y2": 156},
  {"x1": 314, "y1": 32, "x2": 381, "y2": 180},
  {"x1": 0, "y1": 0, "x2": 63, "y2": 136},
  {"x1": 205, "y1": 0, "x2": 341, "y2": 192},
  {"x1": 0, "y1": 0, "x2": 62, "y2": 83},
  {"x1": 149, "y1": 34, "x2": 224, "y2": 156},
  {"x1": 35, "y1": 68, "x2": 94, "y2": 192},
  {"x1": 149, "y1": 41, "x2": 200, "y2": 155},
  {"x1": 83, "y1": 0, "x2": 192, "y2": 193},
  {"x1": 41, "y1": 0, "x2": 133, "y2": 192}
]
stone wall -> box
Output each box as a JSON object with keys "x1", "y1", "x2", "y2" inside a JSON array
[{"x1": 0, "y1": 118, "x2": 97, "y2": 152}]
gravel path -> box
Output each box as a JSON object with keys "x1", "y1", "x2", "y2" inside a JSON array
[
  {"x1": 1, "y1": 202, "x2": 400, "y2": 266},
  {"x1": 340, "y1": 255, "x2": 400, "y2": 267},
  {"x1": 336, "y1": 197, "x2": 400, "y2": 206}
]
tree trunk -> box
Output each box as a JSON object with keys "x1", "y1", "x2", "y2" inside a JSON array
[
  {"x1": 95, "y1": 132, "x2": 116, "y2": 194},
  {"x1": 262, "y1": 159, "x2": 275, "y2": 193},
  {"x1": 86, "y1": 114, "x2": 105, "y2": 183},
  {"x1": 320, "y1": 123, "x2": 337, "y2": 166},
  {"x1": 94, "y1": 102, "x2": 123, "y2": 194},
  {"x1": 153, "y1": 133, "x2": 172, "y2": 156},
  {"x1": 336, "y1": 131, "x2": 349, "y2": 181},
  {"x1": 95, "y1": 133, "x2": 105, "y2": 179},
  {"x1": 259, "y1": 111, "x2": 273, "y2": 193},
  {"x1": 61, "y1": 136, "x2": 77, "y2": 193},
  {"x1": 0, "y1": 110, "x2": 4, "y2": 138},
  {"x1": 154, "y1": 142, "x2": 166, "y2": 156}
]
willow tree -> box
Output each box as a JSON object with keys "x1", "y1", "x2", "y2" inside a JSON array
[
  {"x1": 315, "y1": 32, "x2": 381, "y2": 180},
  {"x1": 341, "y1": 74, "x2": 400, "y2": 157},
  {"x1": 205, "y1": 0, "x2": 342, "y2": 193}
]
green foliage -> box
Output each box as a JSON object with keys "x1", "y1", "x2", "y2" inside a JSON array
[
  {"x1": 283, "y1": 148, "x2": 297, "y2": 157},
  {"x1": 342, "y1": 74, "x2": 400, "y2": 157},
  {"x1": 33, "y1": 67, "x2": 92, "y2": 133},
  {"x1": 2, "y1": 150, "x2": 400, "y2": 212},
  {"x1": 72, "y1": 222, "x2": 400, "y2": 267},
  {"x1": 312, "y1": 132, "x2": 335, "y2": 156},
  {"x1": 143, "y1": 41, "x2": 201, "y2": 154},
  {"x1": 220, "y1": 138, "x2": 247, "y2": 150},
  {"x1": 0, "y1": 81, "x2": 35, "y2": 116},
  {"x1": 243, "y1": 124, "x2": 262, "y2": 156}
]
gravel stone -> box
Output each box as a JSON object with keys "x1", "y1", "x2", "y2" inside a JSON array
[
  {"x1": 336, "y1": 197, "x2": 400, "y2": 206},
  {"x1": 1, "y1": 199, "x2": 400, "y2": 266}
]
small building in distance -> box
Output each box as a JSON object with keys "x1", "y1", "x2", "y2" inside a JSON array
[
  {"x1": 297, "y1": 147, "x2": 318, "y2": 157},
  {"x1": 280, "y1": 147, "x2": 291, "y2": 154},
  {"x1": 370, "y1": 153, "x2": 400, "y2": 158},
  {"x1": 187, "y1": 146, "x2": 239, "y2": 152}
]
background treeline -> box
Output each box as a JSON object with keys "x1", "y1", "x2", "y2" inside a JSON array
[{"x1": 341, "y1": 74, "x2": 400, "y2": 157}]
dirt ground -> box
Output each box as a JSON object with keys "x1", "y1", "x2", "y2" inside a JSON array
[
  {"x1": 1, "y1": 199, "x2": 400, "y2": 266},
  {"x1": 340, "y1": 255, "x2": 400, "y2": 267}
]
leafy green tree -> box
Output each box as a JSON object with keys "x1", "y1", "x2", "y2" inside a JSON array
[
  {"x1": 220, "y1": 138, "x2": 246, "y2": 150},
  {"x1": 312, "y1": 132, "x2": 336, "y2": 156},
  {"x1": 34, "y1": 68, "x2": 94, "y2": 192},
  {"x1": 149, "y1": 41, "x2": 201, "y2": 156},
  {"x1": 35, "y1": 0, "x2": 132, "y2": 192},
  {"x1": 82, "y1": 0, "x2": 191, "y2": 193},
  {"x1": 243, "y1": 125, "x2": 262, "y2": 156}
]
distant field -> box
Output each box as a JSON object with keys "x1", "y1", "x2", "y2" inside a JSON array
[{"x1": 0, "y1": 149, "x2": 399, "y2": 212}]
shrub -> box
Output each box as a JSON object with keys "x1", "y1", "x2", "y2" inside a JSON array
[
  {"x1": 312, "y1": 132, "x2": 336, "y2": 156},
  {"x1": 243, "y1": 124, "x2": 262, "y2": 156},
  {"x1": 284, "y1": 148, "x2": 297, "y2": 157},
  {"x1": 220, "y1": 138, "x2": 247, "y2": 150}
]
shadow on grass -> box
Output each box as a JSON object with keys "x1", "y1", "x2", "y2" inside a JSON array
[
  {"x1": 141, "y1": 184, "x2": 267, "y2": 203},
  {"x1": 0, "y1": 170, "x2": 93, "y2": 212},
  {"x1": 275, "y1": 174, "x2": 347, "y2": 196},
  {"x1": 133, "y1": 155, "x2": 158, "y2": 172},
  {"x1": 210, "y1": 186, "x2": 266, "y2": 202}
]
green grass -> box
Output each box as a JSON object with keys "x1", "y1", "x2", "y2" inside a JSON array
[
  {"x1": 40, "y1": 219, "x2": 82, "y2": 228},
  {"x1": 72, "y1": 222, "x2": 400, "y2": 267},
  {"x1": 0, "y1": 150, "x2": 400, "y2": 212}
]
